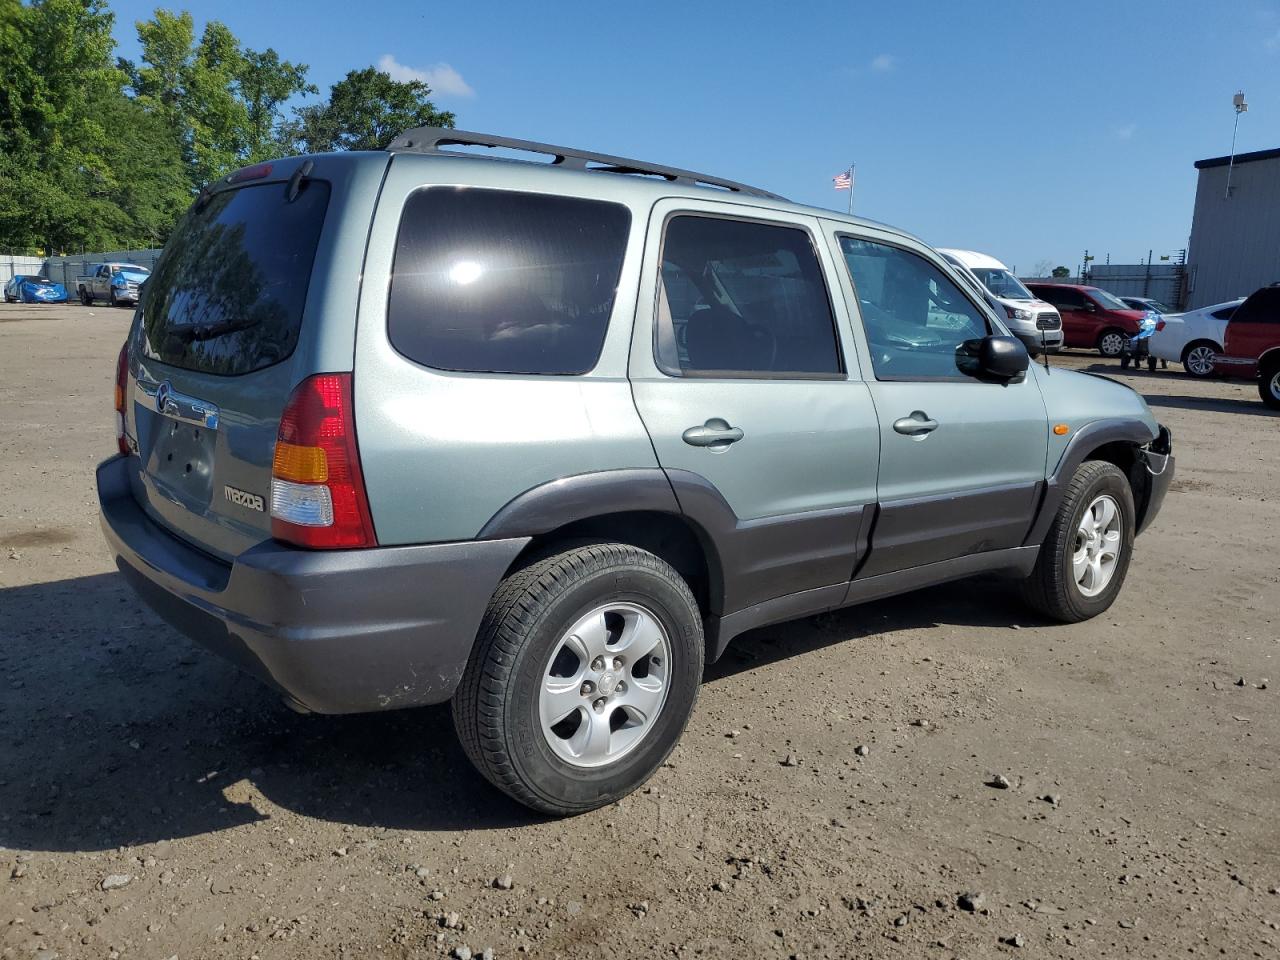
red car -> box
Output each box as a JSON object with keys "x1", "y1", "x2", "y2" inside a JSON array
[
  {"x1": 1213, "y1": 285, "x2": 1280, "y2": 409},
  {"x1": 1027, "y1": 283, "x2": 1149, "y2": 358}
]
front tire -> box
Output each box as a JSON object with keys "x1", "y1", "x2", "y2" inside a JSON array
[
  {"x1": 79, "y1": 288, "x2": 92, "y2": 306},
  {"x1": 1180, "y1": 340, "x2": 1219, "y2": 378},
  {"x1": 1098, "y1": 329, "x2": 1127, "y2": 358},
  {"x1": 453, "y1": 543, "x2": 704, "y2": 815},
  {"x1": 1021, "y1": 460, "x2": 1135, "y2": 622}
]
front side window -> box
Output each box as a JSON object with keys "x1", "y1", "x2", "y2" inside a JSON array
[
  {"x1": 840, "y1": 237, "x2": 990, "y2": 380},
  {"x1": 655, "y1": 215, "x2": 842, "y2": 377},
  {"x1": 388, "y1": 189, "x2": 630, "y2": 375},
  {"x1": 1035, "y1": 286, "x2": 1085, "y2": 310}
]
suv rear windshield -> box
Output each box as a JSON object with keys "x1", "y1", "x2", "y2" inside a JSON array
[
  {"x1": 387, "y1": 188, "x2": 631, "y2": 375},
  {"x1": 139, "y1": 179, "x2": 330, "y2": 376}
]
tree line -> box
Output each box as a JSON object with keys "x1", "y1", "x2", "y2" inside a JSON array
[{"x1": 0, "y1": 0, "x2": 456, "y2": 254}]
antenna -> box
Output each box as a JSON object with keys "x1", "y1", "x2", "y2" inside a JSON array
[{"x1": 1226, "y1": 90, "x2": 1248, "y2": 199}]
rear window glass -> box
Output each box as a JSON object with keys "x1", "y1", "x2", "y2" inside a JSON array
[
  {"x1": 1233, "y1": 287, "x2": 1280, "y2": 324},
  {"x1": 140, "y1": 180, "x2": 330, "y2": 376},
  {"x1": 387, "y1": 188, "x2": 631, "y2": 375}
]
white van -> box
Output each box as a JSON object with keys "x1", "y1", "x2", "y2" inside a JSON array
[{"x1": 937, "y1": 248, "x2": 1064, "y2": 353}]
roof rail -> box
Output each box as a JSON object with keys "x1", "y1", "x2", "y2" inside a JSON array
[{"x1": 386, "y1": 127, "x2": 786, "y2": 201}]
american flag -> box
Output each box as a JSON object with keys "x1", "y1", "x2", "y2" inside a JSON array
[{"x1": 833, "y1": 170, "x2": 853, "y2": 190}]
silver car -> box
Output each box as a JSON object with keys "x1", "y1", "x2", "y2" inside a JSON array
[{"x1": 99, "y1": 129, "x2": 1174, "y2": 814}]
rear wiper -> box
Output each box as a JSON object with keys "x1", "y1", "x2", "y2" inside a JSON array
[{"x1": 170, "y1": 317, "x2": 257, "y2": 343}]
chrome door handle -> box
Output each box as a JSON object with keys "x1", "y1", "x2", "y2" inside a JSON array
[
  {"x1": 892, "y1": 411, "x2": 938, "y2": 436},
  {"x1": 682, "y1": 418, "x2": 744, "y2": 448}
]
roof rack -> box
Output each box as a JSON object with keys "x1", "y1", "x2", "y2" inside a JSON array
[{"x1": 386, "y1": 127, "x2": 785, "y2": 201}]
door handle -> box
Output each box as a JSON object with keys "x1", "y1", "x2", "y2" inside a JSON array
[
  {"x1": 682, "y1": 418, "x2": 744, "y2": 448},
  {"x1": 892, "y1": 411, "x2": 939, "y2": 436}
]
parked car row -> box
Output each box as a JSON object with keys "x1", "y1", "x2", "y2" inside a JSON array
[{"x1": 76, "y1": 262, "x2": 151, "y2": 306}]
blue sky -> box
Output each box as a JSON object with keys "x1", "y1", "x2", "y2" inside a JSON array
[{"x1": 106, "y1": 0, "x2": 1280, "y2": 273}]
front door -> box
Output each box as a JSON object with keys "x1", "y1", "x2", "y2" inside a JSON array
[
  {"x1": 628, "y1": 200, "x2": 880, "y2": 616},
  {"x1": 829, "y1": 229, "x2": 1049, "y2": 578}
]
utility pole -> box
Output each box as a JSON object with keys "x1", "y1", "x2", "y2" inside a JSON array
[{"x1": 1226, "y1": 90, "x2": 1248, "y2": 199}]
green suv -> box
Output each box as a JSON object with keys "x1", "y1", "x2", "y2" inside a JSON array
[{"x1": 98, "y1": 129, "x2": 1174, "y2": 814}]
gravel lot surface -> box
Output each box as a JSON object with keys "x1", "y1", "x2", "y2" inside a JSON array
[{"x1": 1, "y1": 302, "x2": 1278, "y2": 960}]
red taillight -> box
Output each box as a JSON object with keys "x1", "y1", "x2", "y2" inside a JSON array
[
  {"x1": 114, "y1": 342, "x2": 129, "y2": 455},
  {"x1": 1156, "y1": 320, "x2": 1166, "y2": 331},
  {"x1": 269, "y1": 373, "x2": 377, "y2": 549}
]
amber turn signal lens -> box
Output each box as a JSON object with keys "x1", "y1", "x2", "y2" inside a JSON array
[
  {"x1": 272, "y1": 441, "x2": 329, "y2": 483},
  {"x1": 1053, "y1": 424, "x2": 1070, "y2": 436}
]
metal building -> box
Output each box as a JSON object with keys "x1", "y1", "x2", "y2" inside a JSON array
[{"x1": 1186, "y1": 147, "x2": 1280, "y2": 308}]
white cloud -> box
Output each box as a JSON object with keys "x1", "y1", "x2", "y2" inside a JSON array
[
  {"x1": 377, "y1": 54, "x2": 475, "y2": 98},
  {"x1": 1115, "y1": 123, "x2": 1136, "y2": 140},
  {"x1": 869, "y1": 53, "x2": 896, "y2": 72}
]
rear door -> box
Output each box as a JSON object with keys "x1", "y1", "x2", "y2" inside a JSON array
[
  {"x1": 123, "y1": 154, "x2": 386, "y2": 561},
  {"x1": 829, "y1": 228, "x2": 1048, "y2": 578},
  {"x1": 628, "y1": 199, "x2": 879, "y2": 614}
]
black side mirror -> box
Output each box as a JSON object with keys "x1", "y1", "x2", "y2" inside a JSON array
[
  {"x1": 978, "y1": 334, "x2": 1030, "y2": 382},
  {"x1": 1082, "y1": 300, "x2": 1097, "y2": 313}
]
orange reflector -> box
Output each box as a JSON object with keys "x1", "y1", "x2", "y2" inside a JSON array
[
  {"x1": 272, "y1": 441, "x2": 329, "y2": 483},
  {"x1": 1053, "y1": 423, "x2": 1070, "y2": 436}
]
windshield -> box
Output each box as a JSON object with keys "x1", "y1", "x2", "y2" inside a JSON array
[
  {"x1": 112, "y1": 264, "x2": 149, "y2": 275},
  {"x1": 140, "y1": 179, "x2": 330, "y2": 376},
  {"x1": 971, "y1": 267, "x2": 1033, "y2": 300},
  {"x1": 1088, "y1": 288, "x2": 1131, "y2": 311}
]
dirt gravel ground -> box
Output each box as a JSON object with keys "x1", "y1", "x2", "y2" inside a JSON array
[{"x1": 1, "y1": 302, "x2": 1278, "y2": 960}]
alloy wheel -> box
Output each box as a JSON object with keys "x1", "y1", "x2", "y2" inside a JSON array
[
  {"x1": 1099, "y1": 332, "x2": 1126, "y2": 357},
  {"x1": 540, "y1": 601, "x2": 672, "y2": 768},
  {"x1": 1185, "y1": 345, "x2": 1216, "y2": 377},
  {"x1": 1073, "y1": 494, "x2": 1122, "y2": 598}
]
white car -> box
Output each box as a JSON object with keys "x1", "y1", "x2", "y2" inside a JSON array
[{"x1": 1149, "y1": 298, "x2": 1244, "y2": 378}]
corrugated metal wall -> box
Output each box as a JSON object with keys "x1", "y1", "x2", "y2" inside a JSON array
[
  {"x1": 1187, "y1": 157, "x2": 1280, "y2": 308},
  {"x1": 1, "y1": 255, "x2": 47, "y2": 286},
  {"x1": 1085, "y1": 263, "x2": 1185, "y2": 308}
]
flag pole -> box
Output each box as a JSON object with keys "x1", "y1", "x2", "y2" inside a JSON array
[{"x1": 848, "y1": 163, "x2": 855, "y2": 216}]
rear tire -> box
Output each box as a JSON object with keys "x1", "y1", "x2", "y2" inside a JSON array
[
  {"x1": 1260, "y1": 364, "x2": 1280, "y2": 411},
  {"x1": 79, "y1": 288, "x2": 92, "y2": 306},
  {"x1": 1098, "y1": 329, "x2": 1127, "y2": 358},
  {"x1": 1021, "y1": 460, "x2": 1135, "y2": 623},
  {"x1": 453, "y1": 542, "x2": 704, "y2": 815},
  {"x1": 1180, "y1": 340, "x2": 1219, "y2": 378}
]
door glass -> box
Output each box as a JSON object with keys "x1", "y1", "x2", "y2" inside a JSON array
[
  {"x1": 839, "y1": 237, "x2": 989, "y2": 380},
  {"x1": 655, "y1": 216, "x2": 842, "y2": 377}
]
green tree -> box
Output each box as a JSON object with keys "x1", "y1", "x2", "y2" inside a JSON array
[
  {"x1": 0, "y1": 0, "x2": 185, "y2": 252},
  {"x1": 284, "y1": 66, "x2": 454, "y2": 154},
  {"x1": 123, "y1": 8, "x2": 313, "y2": 189},
  {"x1": 1051, "y1": 265, "x2": 1071, "y2": 278}
]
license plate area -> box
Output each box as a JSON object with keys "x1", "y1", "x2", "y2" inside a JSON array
[{"x1": 137, "y1": 379, "x2": 221, "y2": 508}]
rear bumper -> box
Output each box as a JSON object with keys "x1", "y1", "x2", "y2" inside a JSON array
[{"x1": 97, "y1": 455, "x2": 528, "y2": 713}]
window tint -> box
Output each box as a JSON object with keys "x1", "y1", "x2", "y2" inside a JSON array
[
  {"x1": 1033, "y1": 285, "x2": 1085, "y2": 309},
  {"x1": 387, "y1": 189, "x2": 630, "y2": 375},
  {"x1": 1210, "y1": 305, "x2": 1239, "y2": 321},
  {"x1": 140, "y1": 180, "x2": 330, "y2": 376},
  {"x1": 1232, "y1": 287, "x2": 1280, "y2": 324},
  {"x1": 655, "y1": 216, "x2": 842, "y2": 377},
  {"x1": 840, "y1": 237, "x2": 990, "y2": 380}
]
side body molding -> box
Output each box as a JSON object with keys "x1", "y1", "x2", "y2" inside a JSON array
[
  {"x1": 476, "y1": 467, "x2": 870, "y2": 636},
  {"x1": 1023, "y1": 418, "x2": 1157, "y2": 547}
]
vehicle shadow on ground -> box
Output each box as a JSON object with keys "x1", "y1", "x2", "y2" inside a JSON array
[
  {"x1": 1, "y1": 570, "x2": 1038, "y2": 852},
  {"x1": 1143, "y1": 393, "x2": 1277, "y2": 417}
]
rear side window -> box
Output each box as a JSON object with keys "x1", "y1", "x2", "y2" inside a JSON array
[
  {"x1": 1232, "y1": 287, "x2": 1280, "y2": 324},
  {"x1": 387, "y1": 189, "x2": 631, "y2": 375},
  {"x1": 655, "y1": 215, "x2": 842, "y2": 377},
  {"x1": 140, "y1": 180, "x2": 330, "y2": 376}
]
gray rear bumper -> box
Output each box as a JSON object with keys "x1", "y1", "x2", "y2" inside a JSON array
[{"x1": 97, "y1": 455, "x2": 528, "y2": 713}]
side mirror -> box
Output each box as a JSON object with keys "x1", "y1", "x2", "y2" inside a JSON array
[
  {"x1": 978, "y1": 334, "x2": 1030, "y2": 382},
  {"x1": 1082, "y1": 300, "x2": 1097, "y2": 313}
]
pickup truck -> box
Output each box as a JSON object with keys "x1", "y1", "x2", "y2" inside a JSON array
[
  {"x1": 76, "y1": 263, "x2": 150, "y2": 307},
  {"x1": 1213, "y1": 284, "x2": 1280, "y2": 408}
]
